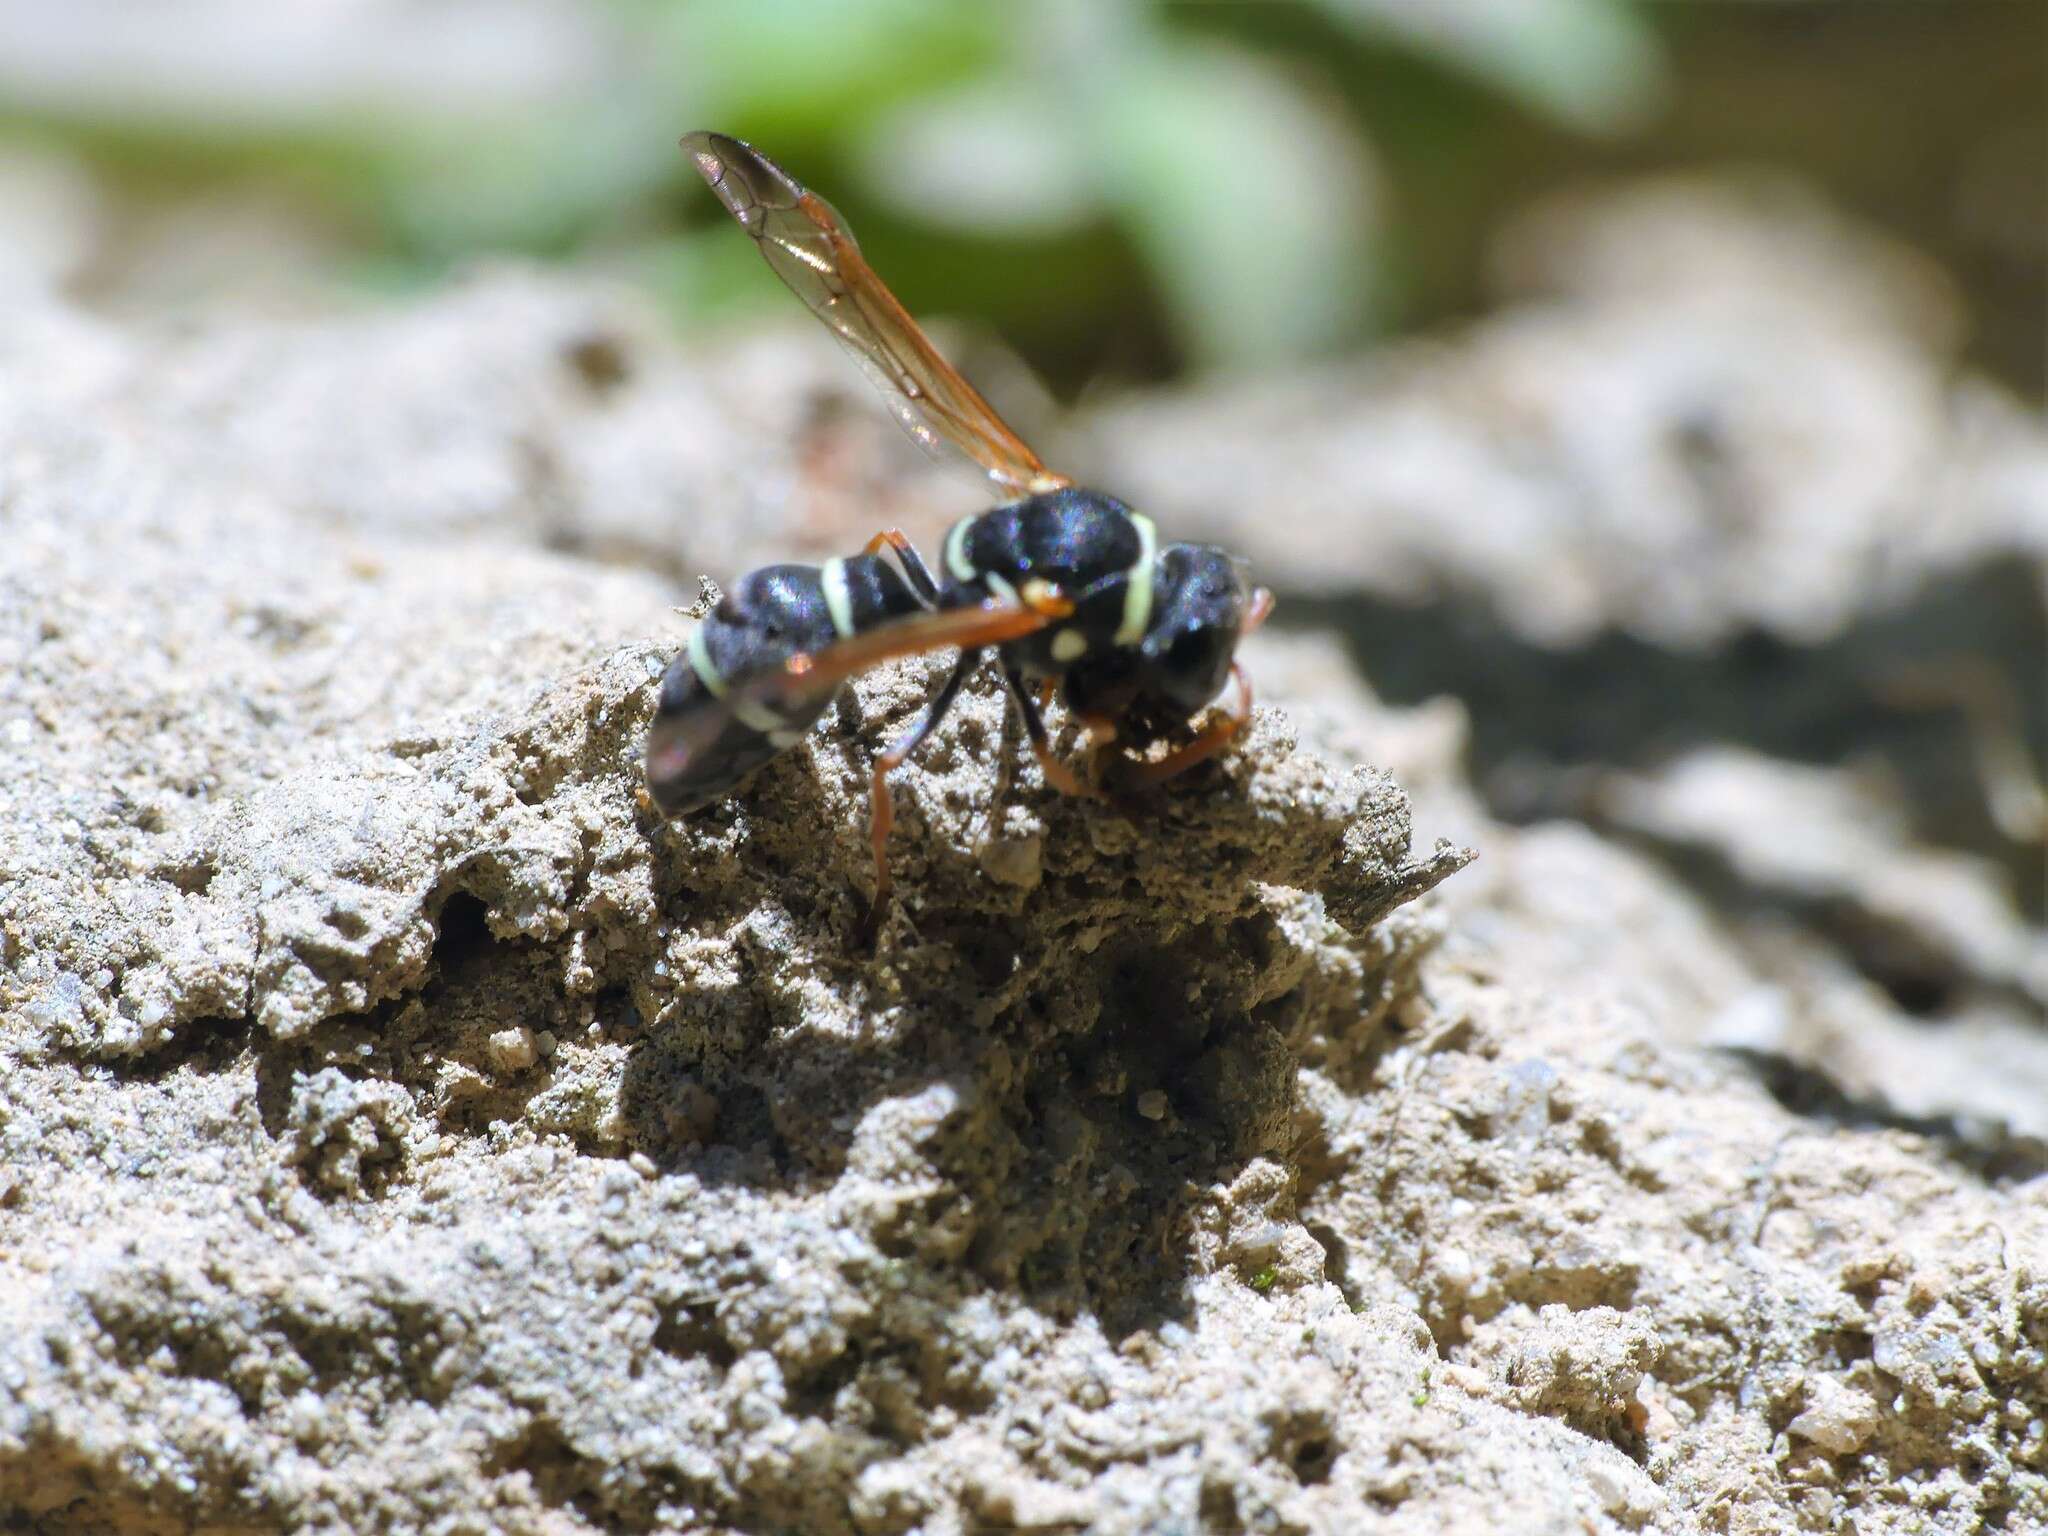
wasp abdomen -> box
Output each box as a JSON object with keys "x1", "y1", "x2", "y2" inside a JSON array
[{"x1": 646, "y1": 556, "x2": 923, "y2": 816}]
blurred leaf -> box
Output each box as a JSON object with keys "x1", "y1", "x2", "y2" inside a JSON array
[
  {"x1": 854, "y1": 82, "x2": 1097, "y2": 238},
  {"x1": 1096, "y1": 38, "x2": 1379, "y2": 370},
  {"x1": 620, "y1": 226, "x2": 793, "y2": 333},
  {"x1": 645, "y1": 0, "x2": 1000, "y2": 137},
  {"x1": 381, "y1": 95, "x2": 677, "y2": 257},
  {"x1": 1302, "y1": 0, "x2": 1664, "y2": 135},
  {"x1": 0, "y1": 0, "x2": 1678, "y2": 382}
]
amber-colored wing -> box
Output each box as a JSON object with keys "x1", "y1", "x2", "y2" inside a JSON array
[
  {"x1": 744, "y1": 589, "x2": 1074, "y2": 704},
  {"x1": 681, "y1": 130, "x2": 1069, "y2": 498}
]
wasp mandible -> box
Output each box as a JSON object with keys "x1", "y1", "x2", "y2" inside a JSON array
[{"x1": 646, "y1": 132, "x2": 1274, "y2": 936}]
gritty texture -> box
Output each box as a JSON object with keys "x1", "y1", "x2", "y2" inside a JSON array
[{"x1": 3, "y1": 167, "x2": 2045, "y2": 1536}]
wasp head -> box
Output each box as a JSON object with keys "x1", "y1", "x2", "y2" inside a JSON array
[
  {"x1": 1136, "y1": 543, "x2": 1268, "y2": 722},
  {"x1": 1059, "y1": 542, "x2": 1270, "y2": 744}
]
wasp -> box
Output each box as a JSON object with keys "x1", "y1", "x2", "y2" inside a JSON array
[{"x1": 646, "y1": 132, "x2": 1274, "y2": 937}]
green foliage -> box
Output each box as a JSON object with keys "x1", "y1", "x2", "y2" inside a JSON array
[
  {"x1": 1301, "y1": 0, "x2": 1662, "y2": 135},
  {"x1": 0, "y1": 0, "x2": 1669, "y2": 381}
]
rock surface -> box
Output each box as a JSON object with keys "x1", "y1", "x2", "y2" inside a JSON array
[{"x1": 3, "y1": 177, "x2": 2044, "y2": 1535}]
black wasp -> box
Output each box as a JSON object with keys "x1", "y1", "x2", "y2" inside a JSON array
[{"x1": 646, "y1": 131, "x2": 1273, "y2": 937}]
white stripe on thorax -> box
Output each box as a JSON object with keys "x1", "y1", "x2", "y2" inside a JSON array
[{"x1": 1115, "y1": 512, "x2": 1158, "y2": 647}]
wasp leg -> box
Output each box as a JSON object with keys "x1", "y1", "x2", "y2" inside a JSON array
[
  {"x1": 862, "y1": 527, "x2": 940, "y2": 605},
  {"x1": 1076, "y1": 713, "x2": 1122, "y2": 785},
  {"x1": 860, "y1": 646, "x2": 983, "y2": 945},
  {"x1": 1123, "y1": 663, "x2": 1254, "y2": 789},
  {"x1": 1245, "y1": 586, "x2": 1277, "y2": 634},
  {"x1": 1002, "y1": 666, "x2": 1100, "y2": 801}
]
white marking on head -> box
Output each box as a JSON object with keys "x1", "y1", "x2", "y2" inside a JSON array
[
  {"x1": 982, "y1": 571, "x2": 1019, "y2": 606},
  {"x1": 1051, "y1": 628, "x2": 1087, "y2": 663},
  {"x1": 1115, "y1": 512, "x2": 1157, "y2": 647},
  {"x1": 820, "y1": 558, "x2": 857, "y2": 639}
]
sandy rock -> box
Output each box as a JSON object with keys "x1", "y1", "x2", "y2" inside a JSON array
[
  {"x1": 1601, "y1": 747, "x2": 2045, "y2": 1007},
  {"x1": 3, "y1": 175, "x2": 2043, "y2": 1536},
  {"x1": 1076, "y1": 185, "x2": 2047, "y2": 1163},
  {"x1": 1787, "y1": 1372, "x2": 1881, "y2": 1456},
  {"x1": 1089, "y1": 175, "x2": 2047, "y2": 650},
  {"x1": 285, "y1": 1065, "x2": 416, "y2": 1196}
]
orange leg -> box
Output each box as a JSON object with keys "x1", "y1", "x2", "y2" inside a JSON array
[
  {"x1": 1031, "y1": 739, "x2": 1099, "y2": 801},
  {"x1": 863, "y1": 758, "x2": 897, "y2": 942},
  {"x1": 1122, "y1": 663, "x2": 1254, "y2": 789},
  {"x1": 861, "y1": 527, "x2": 915, "y2": 557},
  {"x1": 1245, "y1": 586, "x2": 1276, "y2": 634},
  {"x1": 1073, "y1": 713, "x2": 1120, "y2": 787},
  {"x1": 861, "y1": 528, "x2": 941, "y2": 605}
]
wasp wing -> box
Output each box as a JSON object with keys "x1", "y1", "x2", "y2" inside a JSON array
[
  {"x1": 743, "y1": 591, "x2": 1073, "y2": 703},
  {"x1": 681, "y1": 130, "x2": 1069, "y2": 498}
]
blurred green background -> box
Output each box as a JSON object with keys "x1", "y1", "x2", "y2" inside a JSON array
[{"x1": 0, "y1": 0, "x2": 2039, "y2": 393}]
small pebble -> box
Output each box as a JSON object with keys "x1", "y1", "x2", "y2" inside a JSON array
[
  {"x1": 1583, "y1": 1460, "x2": 1631, "y2": 1512},
  {"x1": 486, "y1": 1027, "x2": 538, "y2": 1072},
  {"x1": 976, "y1": 833, "x2": 1042, "y2": 890},
  {"x1": 1787, "y1": 1375, "x2": 1879, "y2": 1455},
  {"x1": 1436, "y1": 1246, "x2": 1475, "y2": 1290},
  {"x1": 1136, "y1": 1090, "x2": 1168, "y2": 1121}
]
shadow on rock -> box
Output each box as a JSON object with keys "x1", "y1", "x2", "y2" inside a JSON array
[
  {"x1": 620, "y1": 912, "x2": 1317, "y2": 1335},
  {"x1": 610, "y1": 672, "x2": 1471, "y2": 1334}
]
